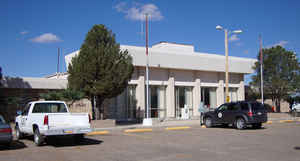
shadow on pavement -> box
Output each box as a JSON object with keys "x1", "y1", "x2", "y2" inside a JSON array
[
  {"x1": 115, "y1": 119, "x2": 142, "y2": 126},
  {"x1": 210, "y1": 125, "x2": 267, "y2": 131},
  {"x1": 45, "y1": 136, "x2": 102, "y2": 148},
  {"x1": 0, "y1": 140, "x2": 27, "y2": 151},
  {"x1": 294, "y1": 146, "x2": 300, "y2": 150}
]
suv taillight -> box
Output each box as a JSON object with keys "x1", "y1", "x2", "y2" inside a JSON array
[
  {"x1": 44, "y1": 115, "x2": 49, "y2": 125},
  {"x1": 88, "y1": 114, "x2": 91, "y2": 123},
  {"x1": 0, "y1": 128, "x2": 12, "y2": 133},
  {"x1": 248, "y1": 111, "x2": 253, "y2": 117}
]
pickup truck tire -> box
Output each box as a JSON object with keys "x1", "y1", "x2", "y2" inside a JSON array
[
  {"x1": 204, "y1": 117, "x2": 213, "y2": 128},
  {"x1": 15, "y1": 125, "x2": 24, "y2": 140},
  {"x1": 34, "y1": 128, "x2": 44, "y2": 146}
]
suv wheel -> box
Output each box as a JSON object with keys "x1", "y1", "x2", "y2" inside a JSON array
[
  {"x1": 236, "y1": 118, "x2": 246, "y2": 130},
  {"x1": 204, "y1": 117, "x2": 213, "y2": 128}
]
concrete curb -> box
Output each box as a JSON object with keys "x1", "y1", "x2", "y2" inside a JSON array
[
  {"x1": 279, "y1": 120, "x2": 296, "y2": 123},
  {"x1": 124, "y1": 128, "x2": 153, "y2": 133},
  {"x1": 165, "y1": 126, "x2": 191, "y2": 131},
  {"x1": 87, "y1": 130, "x2": 110, "y2": 136}
]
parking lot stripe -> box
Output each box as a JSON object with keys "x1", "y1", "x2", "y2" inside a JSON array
[
  {"x1": 279, "y1": 120, "x2": 295, "y2": 123},
  {"x1": 165, "y1": 126, "x2": 191, "y2": 131},
  {"x1": 87, "y1": 130, "x2": 110, "y2": 135},
  {"x1": 124, "y1": 128, "x2": 153, "y2": 133}
]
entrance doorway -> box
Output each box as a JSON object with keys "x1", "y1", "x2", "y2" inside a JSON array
[
  {"x1": 148, "y1": 86, "x2": 166, "y2": 118},
  {"x1": 175, "y1": 86, "x2": 193, "y2": 119}
]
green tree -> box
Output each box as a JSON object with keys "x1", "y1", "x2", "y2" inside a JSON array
[
  {"x1": 68, "y1": 24, "x2": 134, "y2": 119},
  {"x1": 250, "y1": 46, "x2": 300, "y2": 112},
  {"x1": 40, "y1": 89, "x2": 84, "y2": 107}
]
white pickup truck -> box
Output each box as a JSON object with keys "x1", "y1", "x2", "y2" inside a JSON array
[{"x1": 15, "y1": 101, "x2": 92, "y2": 146}]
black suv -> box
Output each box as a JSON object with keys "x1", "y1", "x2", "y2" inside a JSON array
[{"x1": 203, "y1": 101, "x2": 268, "y2": 129}]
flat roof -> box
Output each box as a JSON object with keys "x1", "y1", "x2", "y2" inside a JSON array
[{"x1": 65, "y1": 42, "x2": 256, "y2": 74}]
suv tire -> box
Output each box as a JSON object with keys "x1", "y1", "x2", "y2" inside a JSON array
[
  {"x1": 235, "y1": 118, "x2": 246, "y2": 130},
  {"x1": 204, "y1": 117, "x2": 213, "y2": 128}
]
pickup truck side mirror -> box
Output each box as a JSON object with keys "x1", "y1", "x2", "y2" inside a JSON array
[{"x1": 16, "y1": 110, "x2": 22, "y2": 116}]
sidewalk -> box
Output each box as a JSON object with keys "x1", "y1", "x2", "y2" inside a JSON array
[{"x1": 91, "y1": 112, "x2": 299, "y2": 131}]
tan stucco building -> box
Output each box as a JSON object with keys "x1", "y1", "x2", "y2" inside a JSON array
[{"x1": 64, "y1": 42, "x2": 256, "y2": 120}]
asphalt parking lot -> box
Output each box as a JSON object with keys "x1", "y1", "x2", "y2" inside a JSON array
[{"x1": 0, "y1": 122, "x2": 299, "y2": 161}]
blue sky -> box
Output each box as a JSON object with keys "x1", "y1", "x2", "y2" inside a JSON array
[{"x1": 1, "y1": 0, "x2": 300, "y2": 84}]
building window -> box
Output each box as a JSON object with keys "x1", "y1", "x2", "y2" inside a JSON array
[
  {"x1": 201, "y1": 87, "x2": 217, "y2": 109},
  {"x1": 224, "y1": 88, "x2": 238, "y2": 102}
]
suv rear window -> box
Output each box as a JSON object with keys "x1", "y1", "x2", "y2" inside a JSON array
[
  {"x1": 240, "y1": 102, "x2": 249, "y2": 111},
  {"x1": 32, "y1": 103, "x2": 68, "y2": 113},
  {"x1": 250, "y1": 102, "x2": 265, "y2": 111}
]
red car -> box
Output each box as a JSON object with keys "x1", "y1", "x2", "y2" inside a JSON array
[{"x1": 0, "y1": 115, "x2": 13, "y2": 146}]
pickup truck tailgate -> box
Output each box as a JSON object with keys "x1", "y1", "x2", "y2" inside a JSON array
[{"x1": 48, "y1": 113, "x2": 90, "y2": 129}]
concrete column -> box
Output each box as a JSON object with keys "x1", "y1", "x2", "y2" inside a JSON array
[
  {"x1": 166, "y1": 70, "x2": 175, "y2": 118},
  {"x1": 193, "y1": 78, "x2": 201, "y2": 117},
  {"x1": 217, "y1": 79, "x2": 224, "y2": 106},
  {"x1": 238, "y1": 78, "x2": 245, "y2": 101},
  {"x1": 136, "y1": 68, "x2": 145, "y2": 118}
]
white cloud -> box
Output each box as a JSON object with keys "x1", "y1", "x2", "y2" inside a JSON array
[
  {"x1": 30, "y1": 33, "x2": 62, "y2": 43},
  {"x1": 228, "y1": 34, "x2": 239, "y2": 42},
  {"x1": 267, "y1": 40, "x2": 288, "y2": 48},
  {"x1": 20, "y1": 31, "x2": 29, "y2": 35},
  {"x1": 114, "y1": 2, "x2": 163, "y2": 21}
]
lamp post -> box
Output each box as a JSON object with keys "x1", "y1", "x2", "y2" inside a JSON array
[{"x1": 216, "y1": 25, "x2": 242, "y2": 103}]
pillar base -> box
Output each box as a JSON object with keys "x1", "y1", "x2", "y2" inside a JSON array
[{"x1": 142, "y1": 118, "x2": 152, "y2": 126}]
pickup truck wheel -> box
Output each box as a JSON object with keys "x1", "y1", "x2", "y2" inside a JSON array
[
  {"x1": 236, "y1": 118, "x2": 246, "y2": 130},
  {"x1": 204, "y1": 117, "x2": 213, "y2": 128},
  {"x1": 15, "y1": 126, "x2": 23, "y2": 140},
  {"x1": 34, "y1": 129, "x2": 44, "y2": 146}
]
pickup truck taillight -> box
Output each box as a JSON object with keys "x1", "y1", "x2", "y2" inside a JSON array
[
  {"x1": 0, "y1": 128, "x2": 12, "y2": 133},
  {"x1": 44, "y1": 115, "x2": 49, "y2": 125},
  {"x1": 88, "y1": 114, "x2": 91, "y2": 123}
]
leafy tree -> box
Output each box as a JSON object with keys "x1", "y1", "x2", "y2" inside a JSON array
[
  {"x1": 68, "y1": 24, "x2": 134, "y2": 119},
  {"x1": 250, "y1": 46, "x2": 300, "y2": 112},
  {"x1": 40, "y1": 89, "x2": 84, "y2": 107}
]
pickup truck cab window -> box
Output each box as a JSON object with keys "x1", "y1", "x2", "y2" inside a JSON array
[
  {"x1": 32, "y1": 103, "x2": 68, "y2": 113},
  {"x1": 22, "y1": 103, "x2": 31, "y2": 116}
]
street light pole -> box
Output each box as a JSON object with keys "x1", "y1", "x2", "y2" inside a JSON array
[
  {"x1": 224, "y1": 29, "x2": 229, "y2": 103},
  {"x1": 216, "y1": 25, "x2": 242, "y2": 103}
]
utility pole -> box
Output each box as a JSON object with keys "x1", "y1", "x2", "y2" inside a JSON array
[
  {"x1": 259, "y1": 35, "x2": 264, "y2": 104},
  {"x1": 224, "y1": 29, "x2": 229, "y2": 102},
  {"x1": 143, "y1": 13, "x2": 152, "y2": 126},
  {"x1": 57, "y1": 47, "x2": 60, "y2": 79}
]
